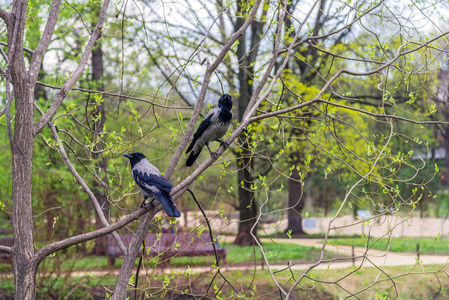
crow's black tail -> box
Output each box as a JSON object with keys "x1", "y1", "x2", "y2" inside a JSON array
[
  {"x1": 154, "y1": 192, "x2": 181, "y2": 218},
  {"x1": 186, "y1": 149, "x2": 202, "y2": 167}
]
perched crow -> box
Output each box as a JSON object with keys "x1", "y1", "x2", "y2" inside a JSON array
[
  {"x1": 185, "y1": 94, "x2": 233, "y2": 167},
  {"x1": 123, "y1": 152, "x2": 181, "y2": 218}
]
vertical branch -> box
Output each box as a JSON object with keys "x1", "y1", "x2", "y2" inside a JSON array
[
  {"x1": 28, "y1": 0, "x2": 63, "y2": 81},
  {"x1": 33, "y1": 0, "x2": 111, "y2": 135},
  {"x1": 4, "y1": 0, "x2": 22, "y2": 154},
  {"x1": 164, "y1": 0, "x2": 264, "y2": 179},
  {"x1": 111, "y1": 210, "x2": 157, "y2": 300}
]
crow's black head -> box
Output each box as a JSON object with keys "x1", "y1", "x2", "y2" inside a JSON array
[
  {"x1": 123, "y1": 152, "x2": 146, "y2": 167},
  {"x1": 218, "y1": 94, "x2": 233, "y2": 110}
]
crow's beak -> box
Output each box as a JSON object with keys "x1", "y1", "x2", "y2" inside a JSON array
[{"x1": 123, "y1": 153, "x2": 132, "y2": 159}]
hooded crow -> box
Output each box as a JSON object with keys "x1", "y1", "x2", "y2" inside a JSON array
[
  {"x1": 123, "y1": 152, "x2": 181, "y2": 218},
  {"x1": 185, "y1": 94, "x2": 233, "y2": 167}
]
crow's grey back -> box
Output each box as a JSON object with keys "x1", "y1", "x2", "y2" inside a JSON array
[{"x1": 133, "y1": 159, "x2": 161, "y2": 176}]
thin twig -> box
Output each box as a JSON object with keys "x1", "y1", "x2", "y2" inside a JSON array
[
  {"x1": 34, "y1": 103, "x2": 128, "y2": 255},
  {"x1": 187, "y1": 188, "x2": 242, "y2": 298}
]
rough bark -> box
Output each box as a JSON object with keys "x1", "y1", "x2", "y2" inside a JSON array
[
  {"x1": 111, "y1": 210, "x2": 157, "y2": 299},
  {"x1": 7, "y1": 1, "x2": 38, "y2": 298}
]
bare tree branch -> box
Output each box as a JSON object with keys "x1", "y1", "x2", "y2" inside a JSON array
[
  {"x1": 0, "y1": 8, "x2": 12, "y2": 26},
  {"x1": 0, "y1": 41, "x2": 34, "y2": 55},
  {"x1": 5, "y1": 0, "x2": 25, "y2": 155},
  {"x1": 283, "y1": 0, "x2": 384, "y2": 54},
  {"x1": 187, "y1": 188, "x2": 242, "y2": 297},
  {"x1": 33, "y1": 0, "x2": 111, "y2": 135},
  {"x1": 29, "y1": 0, "x2": 63, "y2": 81},
  {"x1": 33, "y1": 207, "x2": 151, "y2": 264},
  {"x1": 30, "y1": 77, "x2": 193, "y2": 110},
  {"x1": 0, "y1": 245, "x2": 12, "y2": 254},
  {"x1": 110, "y1": 209, "x2": 157, "y2": 299},
  {"x1": 286, "y1": 124, "x2": 395, "y2": 298},
  {"x1": 249, "y1": 98, "x2": 449, "y2": 125}
]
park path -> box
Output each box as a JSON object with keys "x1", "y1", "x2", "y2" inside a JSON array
[
  {"x1": 259, "y1": 237, "x2": 449, "y2": 270},
  {"x1": 1, "y1": 237, "x2": 448, "y2": 280}
]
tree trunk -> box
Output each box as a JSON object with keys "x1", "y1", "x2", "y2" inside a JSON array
[
  {"x1": 233, "y1": 71, "x2": 258, "y2": 245},
  {"x1": 285, "y1": 163, "x2": 306, "y2": 236},
  {"x1": 234, "y1": 145, "x2": 257, "y2": 245},
  {"x1": 436, "y1": 64, "x2": 449, "y2": 190},
  {"x1": 304, "y1": 175, "x2": 313, "y2": 213},
  {"x1": 91, "y1": 39, "x2": 109, "y2": 256},
  {"x1": 9, "y1": 2, "x2": 37, "y2": 297},
  {"x1": 11, "y1": 85, "x2": 37, "y2": 298},
  {"x1": 232, "y1": 0, "x2": 262, "y2": 246}
]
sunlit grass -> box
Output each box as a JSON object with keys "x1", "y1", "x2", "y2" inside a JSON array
[
  {"x1": 2, "y1": 264, "x2": 446, "y2": 299},
  {"x1": 328, "y1": 236, "x2": 449, "y2": 254},
  {"x1": 170, "y1": 241, "x2": 336, "y2": 267}
]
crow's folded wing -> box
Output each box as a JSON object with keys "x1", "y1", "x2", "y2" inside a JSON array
[
  {"x1": 186, "y1": 111, "x2": 214, "y2": 153},
  {"x1": 193, "y1": 112, "x2": 214, "y2": 140},
  {"x1": 132, "y1": 169, "x2": 173, "y2": 194}
]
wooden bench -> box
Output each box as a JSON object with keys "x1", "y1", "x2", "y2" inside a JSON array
[{"x1": 107, "y1": 232, "x2": 226, "y2": 266}]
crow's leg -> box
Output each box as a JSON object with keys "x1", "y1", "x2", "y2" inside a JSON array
[
  {"x1": 140, "y1": 196, "x2": 148, "y2": 208},
  {"x1": 217, "y1": 139, "x2": 229, "y2": 149},
  {"x1": 206, "y1": 143, "x2": 218, "y2": 159},
  {"x1": 140, "y1": 196, "x2": 155, "y2": 209}
]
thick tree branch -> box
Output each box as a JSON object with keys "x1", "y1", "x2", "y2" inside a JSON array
[
  {"x1": 33, "y1": 207, "x2": 150, "y2": 264},
  {"x1": 110, "y1": 210, "x2": 157, "y2": 299},
  {"x1": 170, "y1": 0, "x2": 293, "y2": 197},
  {"x1": 0, "y1": 41, "x2": 34, "y2": 55},
  {"x1": 5, "y1": 0, "x2": 25, "y2": 155},
  {"x1": 0, "y1": 245, "x2": 12, "y2": 254},
  {"x1": 33, "y1": 0, "x2": 111, "y2": 135},
  {"x1": 0, "y1": 9, "x2": 12, "y2": 27},
  {"x1": 29, "y1": 0, "x2": 63, "y2": 81}
]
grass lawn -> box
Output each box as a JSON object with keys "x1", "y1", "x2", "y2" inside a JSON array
[
  {"x1": 2, "y1": 263, "x2": 448, "y2": 299},
  {"x1": 328, "y1": 235, "x2": 449, "y2": 254},
  {"x1": 0, "y1": 241, "x2": 336, "y2": 273},
  {"x1": 170, "y1": 241, "x2": 336, "y2": 267}
]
